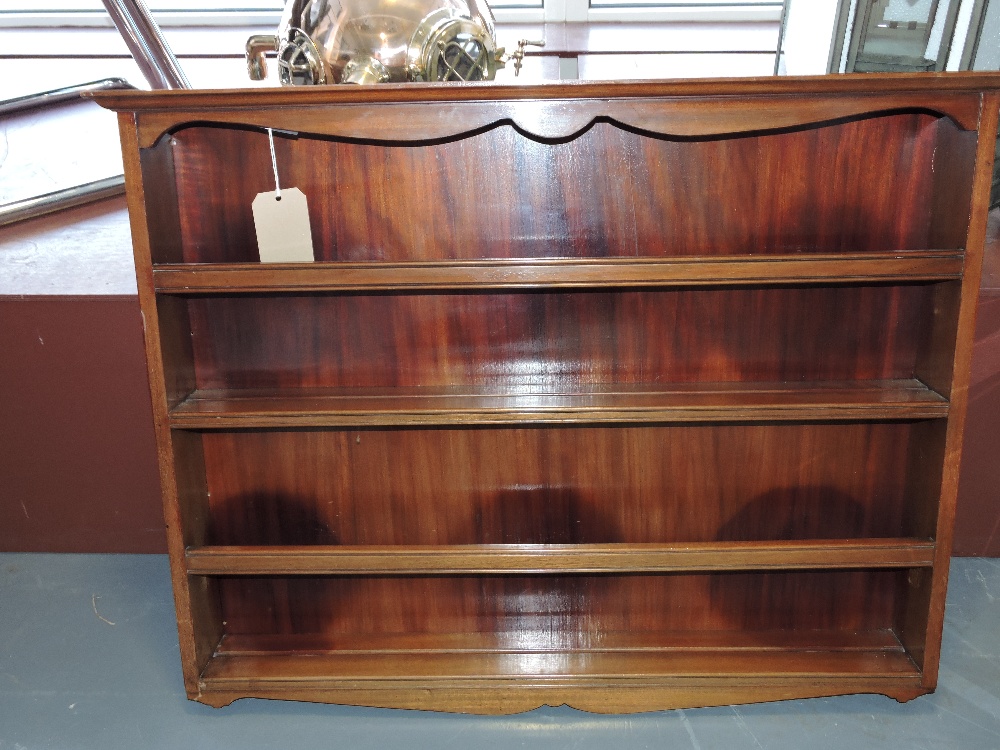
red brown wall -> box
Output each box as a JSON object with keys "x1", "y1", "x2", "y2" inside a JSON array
[
  {"x1": 0, "y1": 296, "x2": 165, "y2": 552},
  {"x1": 953, "y1": 250, "x2": 1000, "y2": 555}
]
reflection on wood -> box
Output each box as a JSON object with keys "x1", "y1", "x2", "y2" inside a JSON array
[
  {"x1": 166, "y1": 116, "x2": 967, "y2": 264},
  {"x1": 185, "y1": 286, "x2": 934, "y2": 390}
]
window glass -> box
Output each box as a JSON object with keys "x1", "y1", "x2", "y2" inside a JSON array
[{"x1": 590, "y1": 1, "x2": 780, "y2": 8}]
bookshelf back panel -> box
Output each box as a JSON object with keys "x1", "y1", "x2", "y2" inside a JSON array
[
  {"x1": 215, "y1": 570, "x2": 904, "y2": 638},
  {"x1": 185, "y1": 285, "x2": 935, "y2": 390},
  {"x1": 202, "y1": 422, "x2": 922, "y2": 547},
  {"x1": 160, "y1": 113, "x2": 973, "y2": 264}
]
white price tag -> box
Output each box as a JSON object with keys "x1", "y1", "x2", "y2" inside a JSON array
[{"x1": 252, "y1": 187, "x2": 315, "y2": 263}]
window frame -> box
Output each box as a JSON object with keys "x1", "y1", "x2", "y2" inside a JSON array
[{"x1": 0, "y1": 1, "x2": 785, "y2": 26}]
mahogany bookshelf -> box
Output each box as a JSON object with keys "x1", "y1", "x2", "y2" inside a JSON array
[{"x1": 96, "y1": 73, "x2": 1000, "y2": 713}]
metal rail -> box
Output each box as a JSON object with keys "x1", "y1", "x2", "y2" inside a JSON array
[
  {"x1": 0, "y1": 77, "x2": 134, "y2": 118},
  {"x1": 773, "y1": 0, "x2": 790, "y2": 75},
  {"x1": 0, "y1": 79, "x2": 136, "y2": 226},
  {"x1": 0, "y1": 0, "x2": 192, "y2": 225},
  {"x1": 0, "y1": 176, "x2": 127, "y2": 229},
  {"x1": 100, "y1": 0, "x2": 191, "y2": 89}
]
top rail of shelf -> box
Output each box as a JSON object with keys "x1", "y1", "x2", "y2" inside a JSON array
[
  {"x1": 88, "y1": 73, "x2": 1000, "y2": 148},
  {"x1": 152, "y1": 252, "x2": 964, "y2": 294}
]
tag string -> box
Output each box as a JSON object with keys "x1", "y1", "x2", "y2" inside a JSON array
[{"x1": 267, "y1": 127, "x2": 281, "y2": 200}]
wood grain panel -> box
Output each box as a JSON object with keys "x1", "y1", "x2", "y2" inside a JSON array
[
  {"x1": 138, "y1": 136, "x2": 184, "y2": 265},
  {"x1": 167, "y1": 115, "x2": 958, "y2": 264},
  {"x1": 213, "y1": 570, "x2": 903, "y2": 638},
  {"x1": 203, "y1": 638, "x2": 914, "y2": 674},
  {"x1": 201, "y1": 423, "x2": 918, "y2": 548},
  {"x1": 186, "y1": 286, "x2": 934, "y2": 390},
  {"x1": 217, "y1": 627, "x2": 907, "y2": 655}
]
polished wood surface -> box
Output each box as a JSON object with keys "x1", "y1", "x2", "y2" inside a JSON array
[
  {"x1": 152, "y1": 253, "x2": 965, "y2": 292},
  {"x1": 97, "y1": 75, "x2": 1000, "y2": 712},
  {"x1": 186, "y1": 539, "x2": 936, "y2": 575},
  {"x1": 160, "y1": 115, "x2": 970, "y2": 264},
  {"x1": 183, "y1": 286, "x2": 934, "y2": 389},
  {"x1": 167, "y1": 380, "x2": 948, "y2": 428},
  {"x1": 212, "y1": 569, "x2": 902, "y2": 635},
  {"x1": 196, "y1": 422, "x2": 917, "y2": 545},
  {"x1": 200, "y1": 629, "x2": 925, "y2": 712}
]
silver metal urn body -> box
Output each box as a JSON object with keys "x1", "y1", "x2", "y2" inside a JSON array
[{"x1": 247, "y1": 0, "x2": 505, "y2": 85}]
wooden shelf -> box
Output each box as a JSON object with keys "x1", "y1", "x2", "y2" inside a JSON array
[
  {"x1": 153, "y1": 252, "x2": 964, "y2": 293},
  {"x1": 213, "y1": 628, "x2": 912, "y2": 655},
  {"x1": 168, "y1": 380, "x2": 948, "y2": 429},
  {"x1": 185, "y1": 539, "x2": 935, "y2": 576},
  {"x1": 196, "y1": 629, "x2": 923, "y2": 711},
  {"x1": 98, "y1": 77, "x2": 1000, "y2": 712}
]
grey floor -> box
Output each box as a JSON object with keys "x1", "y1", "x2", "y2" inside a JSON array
[{"x1": 1, "y1": 554, "x2": 999, "y2": 749}]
